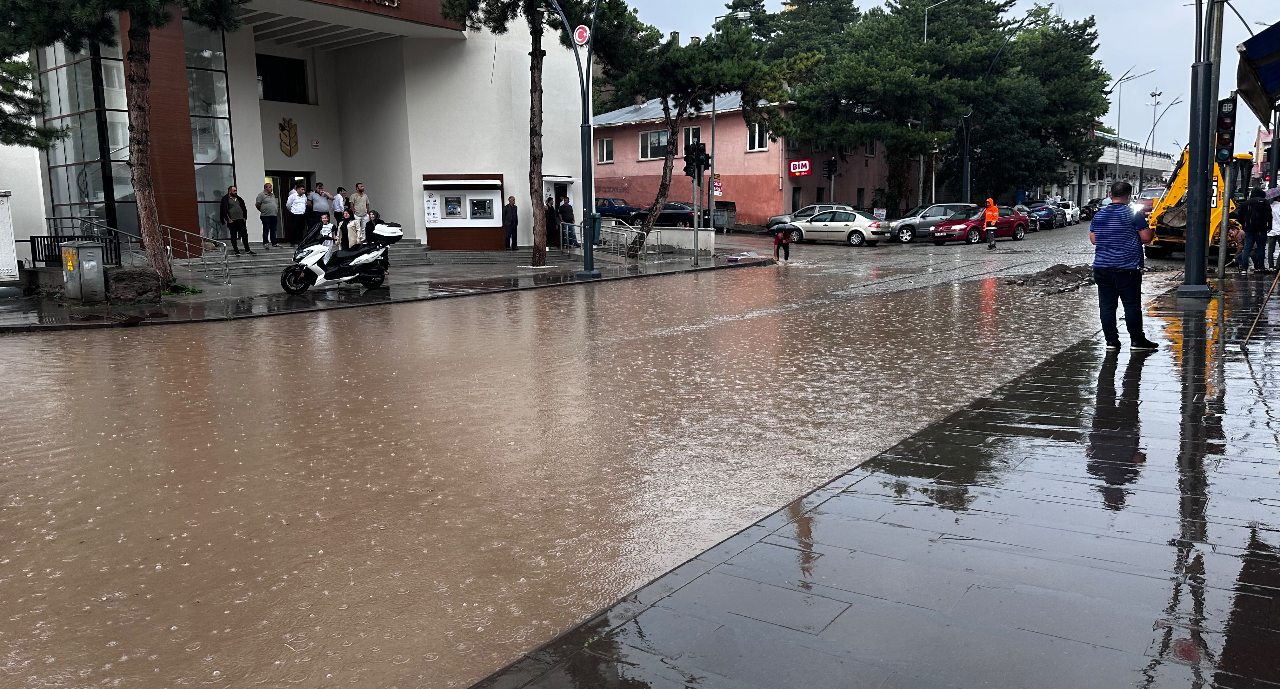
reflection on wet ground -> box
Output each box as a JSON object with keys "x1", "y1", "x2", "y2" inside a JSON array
[
  {"x1": 475, "y1": 278, "x2": 1280, "y2": 688},
  {"x1": 0, "y1": 228, "x2": 1178, "y2": 687}
]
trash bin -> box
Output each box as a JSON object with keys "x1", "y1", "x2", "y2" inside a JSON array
[
  {"x1": 714, "y1": 201, "x2": 737, "y2": 230},
  {"x1": 61, "y1": 240, "x2": 106, "y2": 302}
]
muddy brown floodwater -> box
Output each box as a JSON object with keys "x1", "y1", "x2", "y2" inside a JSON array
[{"x1": 1, "y1": 234, "x2": 1155, "y2": 686}]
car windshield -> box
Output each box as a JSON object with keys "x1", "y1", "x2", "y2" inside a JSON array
[
  {"x1": 948, "y1": 208, "x2": 982, "y2": 220},
  {"x1": 611, "y1": 198, "x2": 631, "y2": 206},
  {"x1": 1027, "y1": 202, "x2": 1048, "y2": 208},
  {"x1": 1137, "y1": 189, "x2": 1163, "y2": 199},
  {"x1": 905, "y1": 205, "x2": 928, "y2": 218}
]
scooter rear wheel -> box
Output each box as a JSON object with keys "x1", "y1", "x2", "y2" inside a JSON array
[
  {"x1": 359, "y1": 270, "x2": 385, "y2": 289},
  {"x1": 281, "y1": 264, "x2": 312, "y2": 294}
]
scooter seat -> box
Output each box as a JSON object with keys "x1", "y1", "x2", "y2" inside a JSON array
[{"x1": 332, "y1": 247, "x2": 371, "y2": 262}]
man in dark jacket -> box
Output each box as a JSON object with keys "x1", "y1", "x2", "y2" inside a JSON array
[
  {"x1": 502, "y1": 196, "x2": 519, "y2": 250},
  {"x1": 558, "y1": 197, "x2": 578, "y2": 247},
  {"x1": 1234, "y1": 188, "x2": 1273, "y2": 275},
  {"x1": 220, "y1": 186, "x2": 253, "y2": 255}
]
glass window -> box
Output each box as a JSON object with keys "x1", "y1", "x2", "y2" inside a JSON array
[
  {"x1": 863, "y1": 140, "x2": 876, "y2": 156},
  {"x1": 194, "y1": 164, "x2": 235, "y2": 203},
  {"x1": 640, "y1": 130, "x2": 667, "y2": 160},
  {"x1": 684, "y1": 126, "x2": 700, "y2": 150},
  {"x1": 748, "y1": 122, "x2": 767, "y2": 151},
  {"x1": 184, "y1": 23, "x2": 226, "y2": 70},
  {"x1": 191, "y1": 117, "x2": 233, "y2": 164},
  {"x1": 597, "y1": 137, "x2": 613, "y2": 163},
  {"x1": 111, "y1": 161, "x2": 134, "y2": 201},
  {"x1": 810, "y1": 212, "x2": 833, "y2": 222},
  {"x1": 256, "y1": 54, "x2": 309, "y2": 104},
  {"x1": 100, "y1": 60, "x2": 126, "y2": 110},
  {"x1": 833, "y1": 211, "x2": 855, "y2": 222},
  {"x1": 106, "y1": 111, "x2": 129, "y2": 160},
  {"x1": 188, "y1": 69, "x2": 229, "y2": 117}
]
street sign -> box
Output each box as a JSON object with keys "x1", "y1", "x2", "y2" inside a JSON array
[
  {"x1": 873, "y1": 208, "x2": 887, "y2": 221},
  {"x1": 789, "y1": 159, "x2": 811, "y2": 177},
  {"x1": 713, "y1": 179, "x2": 723, "y2": 197},
  {"x1": 573, "y1": 25, "x2": 590, "y2": 46}
]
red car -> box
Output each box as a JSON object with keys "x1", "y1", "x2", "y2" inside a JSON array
[{"x1": 929, "y1": 206, "x2": 1029, "y2": 245}]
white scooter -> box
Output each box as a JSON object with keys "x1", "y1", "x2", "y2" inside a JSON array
[{"x1": 280, "y1": 221, "x2": 403, "y2": 294}]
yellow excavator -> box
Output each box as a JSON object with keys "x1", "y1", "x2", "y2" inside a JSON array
[{"x1": 1145, "y1": 150, "x2": 1253, "y2": 259}]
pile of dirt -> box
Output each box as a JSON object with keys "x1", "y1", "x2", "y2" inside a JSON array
[{"x1": 1003, "y1": 264, "x2": 1094, "y2": 295}]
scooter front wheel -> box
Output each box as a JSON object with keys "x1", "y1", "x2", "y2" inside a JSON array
[{"x1": 281, "y1": 264, "x2": 312, "y2": 294}]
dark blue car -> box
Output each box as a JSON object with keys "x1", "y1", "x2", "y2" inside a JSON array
[{"x1": 595, "y1": 197, "x2": 643, "y2": 220}]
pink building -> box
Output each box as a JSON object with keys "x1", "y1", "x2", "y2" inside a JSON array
[
  {"x1": 592, "y1": 94, "x2": 900, "y2": 226},
  {"x1": 1253, "y1": 126, "x2": 1274, "y2": 185}
]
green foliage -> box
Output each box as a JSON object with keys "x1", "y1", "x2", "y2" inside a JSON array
[
  {"x1": 0, "y1": 57, "x2": 62, "y2": 147},
  {"x1": 762, "y1": 0, "x2": 1110, "y2": 204}
]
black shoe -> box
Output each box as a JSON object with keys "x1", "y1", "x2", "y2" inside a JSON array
[
  {"x1": 1131, "y1": 338, "x2": 1159, "y2": 351},
  {"x1": 246, "y1": 249, "x2": 256, "y2": 254},
  {"x1": 233, "y1": 250, "x2": 241, "y2": 255},
  {"x1": 1105, "y1": 340, "x2": 1121, "y2": 350}
]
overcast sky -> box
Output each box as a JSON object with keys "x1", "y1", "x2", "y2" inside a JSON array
[{"x1": 626, "y1": 0, "x2": 1279, "y2": 155}]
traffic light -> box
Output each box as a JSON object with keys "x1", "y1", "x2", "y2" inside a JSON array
[
  {"x1": 696, "y1": 142, "x2": 711, "y2": 172},
  {"x1": 1215, "y1": 95, "x2": 1237, "y2": 164},
  {"x1": 683, "y1": 147, "x2": 697, "y2": 178},
  {"x1": 822, "y1": 158, "x2": 837, "y2": 179}
]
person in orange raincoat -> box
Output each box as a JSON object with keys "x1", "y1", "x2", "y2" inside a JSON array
[{"x1": 983, "y1": 198, "x2": 999, "y2": 250}]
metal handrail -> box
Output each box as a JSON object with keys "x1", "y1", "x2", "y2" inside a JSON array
[{"x1": 162, "y1": 224, "x2": 230, "y2": 285}]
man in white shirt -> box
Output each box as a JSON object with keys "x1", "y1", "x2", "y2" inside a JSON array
[
  {"x1": 285, "y1": 181, "x2": 309, "y2": 245},
  {"x1": 333, "y1": 187, "x2": 346, "y2": 217}
]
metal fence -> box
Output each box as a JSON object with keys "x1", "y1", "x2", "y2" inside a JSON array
[{"x1": 35, "y1": 217, "x2": 231, "y2": 285}]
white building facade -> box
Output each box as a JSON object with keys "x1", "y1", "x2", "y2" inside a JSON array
[
  {"x1": 12, "y1": 0, "x2": 582, "y2": 263},
  {"x1": 1051, "y1": 133, "x2": 1176, "y2": 204}
]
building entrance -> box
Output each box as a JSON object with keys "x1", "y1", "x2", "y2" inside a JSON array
[{"x1": 267, "y1": 171, "x2": 313, "y2": 244}]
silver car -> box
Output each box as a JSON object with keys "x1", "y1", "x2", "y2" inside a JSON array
[
  {"x1": 767, "y1": 203, "x2": 854, "y2": 229},
  {"x1": 889, "y1": 203, "x2": 976, "y2": 243}
]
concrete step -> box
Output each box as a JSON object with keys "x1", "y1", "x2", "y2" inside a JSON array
[{"x1": 179, "y1": 242, "x2": 431, "y2": 277}]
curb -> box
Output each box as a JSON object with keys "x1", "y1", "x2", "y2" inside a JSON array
[{"x1": 0, "y1": 257, "x2": 774, "y2": 335}]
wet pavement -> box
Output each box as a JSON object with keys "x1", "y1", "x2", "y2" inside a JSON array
[
  {"x1": 0, "y1": 227, "x2": 1201, "y2": 687},
  {"x1": 473, "y1": 276, "x2": 1280, "y2": 689},
  {"x1": 0, "y1": 255, "x2": 768, "y2": 333}
]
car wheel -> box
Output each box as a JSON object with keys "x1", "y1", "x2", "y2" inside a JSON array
[
  {"x1": 1013, "y1": 224, "x2": 1026, "y2": 240},
  {"x1": 847, "y1": 231, "x2": 865, "y2": 247},
  {"x1": 789, "y1": 228, "x2": 804, "y2": 244},
  {"x1": 932, "y1": 241, "x2": 947, "y2": 246},
  {"x1": 965, "y1": 228, "x2": 981, "y2": 244},
  {"x1": 897, "y1": 225, "x2": 916, "y2": 243}
]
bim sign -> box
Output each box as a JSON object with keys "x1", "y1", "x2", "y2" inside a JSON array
[{"x1": 789, "y1": 160, "x2": 811, "y2": 177}]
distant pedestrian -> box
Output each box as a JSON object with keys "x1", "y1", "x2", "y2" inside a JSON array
[
  {"x1": 1090, "y1": 181, "x2": 1159, "y2": 351},
  {"x1": 349, "y1": 183, "x2": 371, "y2": 238},
  {"x1": 1232, "y1": 188, "x2": 1272, "y2": 275},
  {"x1": 502, "y1": 196, "x2": 519, "y2": 250},
  {"x1": 338, "y1": 209, "x2": 357, "y2": 250},
  {"x1": 983, "y1": 198, "x2": 998, "y2": 250},
  {"x1": 1268, "y1": 188, "x2": 1280, "y2": 270},
  {"x1": 309, "y1": 182, "x2": 333, "y2": 231},
  {"x1": 333, "y1": 186, "x2": 346, "y2": 218},
  {"x1": 544, "y1": 197, "x2": 559, "y2": 248},
  {"x1": 558, "y1": 197, "x2": 578, "y2": 247},
  {"x1": 773, "y1": 225, "x2": 790, "y2": 262},
  {"x1": 285, "y1": 181, "x2": 309, "y2": 245},
  {"x1": 255, "y1": 182, "x2": 279, "y2": 250},
  {"x1": 220, "y1": 185, "x2": 253, "y2": 255}
]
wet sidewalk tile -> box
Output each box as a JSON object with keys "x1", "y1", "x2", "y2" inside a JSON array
[{"x1": 470, "y1": 280, "x2": 1280, "y2": 688}]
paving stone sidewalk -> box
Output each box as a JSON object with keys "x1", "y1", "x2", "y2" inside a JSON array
[
  {"x1": 472, "y1": 276, "x2": 1280, "y2": 689},
  {"x1": 0, "y1": 255, "x2": 767, "y2": 333}
]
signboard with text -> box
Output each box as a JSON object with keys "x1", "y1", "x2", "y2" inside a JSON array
[
  {"x1": 789, "y1": 159, "x2": 811, "y2": 177},
  {"x1": 713, "y1": 179, "x2": 723, "y2": 197},
  {"x1": 873, "y1": 208, "x2": 887, "y2": 221}
]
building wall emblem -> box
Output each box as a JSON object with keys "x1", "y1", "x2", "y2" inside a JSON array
[{"x1": 279, "y1": 118, "x2": 299, "y2": 157}]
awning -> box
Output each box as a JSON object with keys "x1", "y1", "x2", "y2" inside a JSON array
[
  {"x1": 423, "y1": 179, "x2": 502, "y2": 189},
  {"x1": 1237, "y1": 21, "x2": 1280, "y2": 124}
]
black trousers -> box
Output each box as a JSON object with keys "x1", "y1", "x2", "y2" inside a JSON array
[
  {"x1": 227, "y1": 219, "x2": 249, "y2": 252},
  {"x1": 505, "y1": 225, "x2": 518, "y2": 249},
  {"x1": 1094, "y1": 266, "x2": 1144, "y2": 343}
]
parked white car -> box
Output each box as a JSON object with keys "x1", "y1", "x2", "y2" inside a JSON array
[
  {"x1": 1054, "y1": 201, "x2": 1081, "y2": 224},
  {"x1": 781, "y1": 210, "x2": 889, "y2": 246},
  {"x1": 767, "y1": 204, "x2": 854, "y2": 229}
]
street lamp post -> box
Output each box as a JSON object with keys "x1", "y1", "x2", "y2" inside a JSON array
[
  {"x1": 546, "y1": 0, "x2": 601, "y2": 280},
  {"x1": 1105, "y1": 67, "x2": 1154, "y2": 184},
  {"x1": 1139, "y1": 90, "x2": 1162, "y2": 194}
]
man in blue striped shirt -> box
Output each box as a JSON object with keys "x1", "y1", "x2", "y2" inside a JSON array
[{"x1": 1089, "y1": 181, "x2": 1159, "y2": 351}]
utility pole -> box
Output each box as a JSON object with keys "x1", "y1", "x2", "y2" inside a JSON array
[
  {"x1": 1140, "y1": 91, "x2": 1161, "y2": 194},
  {"x1": 1270, "y1": 111, "x2": 1279, "y2": 189},
  {"x1": 1180, "y1": 0, "x2": 1215, "y2": 298}
]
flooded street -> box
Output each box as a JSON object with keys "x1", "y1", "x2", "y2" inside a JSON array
[{"x1": 2, "y1": 231, "x2": 1151, "y2": 686}]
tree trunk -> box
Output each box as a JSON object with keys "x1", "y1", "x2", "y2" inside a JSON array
[
  {"x1": 640, "y1": 98, "x2": 686, "y2": 236},
  {"x1": 123, "y1": 23, "x2": 171, "y2": 285},
  {"x1": 528, "y1": 8, "x2": 547, "y2": 267}
]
